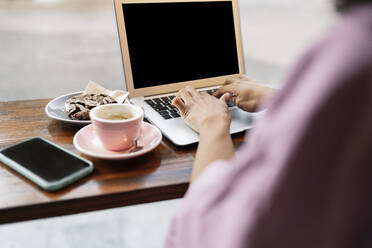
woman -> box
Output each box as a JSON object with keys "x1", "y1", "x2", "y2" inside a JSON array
[{"x1": 166, "y1": 0, "x2": 372, "y2": 247}]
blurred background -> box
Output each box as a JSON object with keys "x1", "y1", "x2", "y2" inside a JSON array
[{"x1": 0, "y1": 0, "x2": 335, "y2": 247}]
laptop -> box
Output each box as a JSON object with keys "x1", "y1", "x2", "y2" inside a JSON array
[{"x1": 113, "y1": 0, "x2": 257, "y2": 146}]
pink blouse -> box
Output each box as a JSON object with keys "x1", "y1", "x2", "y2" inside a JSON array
[{"x1": 166, "y1": 4, "x2": 372, "y2": 248}]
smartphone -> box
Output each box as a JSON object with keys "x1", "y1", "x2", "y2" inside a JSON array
[{"x1": 0, "y1": 137, "x2": 93, "y2": 191}]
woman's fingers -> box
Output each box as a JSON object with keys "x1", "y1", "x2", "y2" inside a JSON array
[
  {"x1": 219, "y1": 93, "x2": 231, "y2": 104},
  {"x1": 239, "y1": 74, "x2": 251, "y2": 80},
  {"x1": 214, "y1": 84, "x2": 236, "y2": 98},
  {"x1": 223, "y1": 78, "x2": 236, "y2": 86},
  {"x1": 172, "y1": 96, "x2": 187, "y2": 116},
  {"x1": 179, "y1": 86, "x2": 200, "y2": 104},
  {"x1": 178, "y1": 88, "x2": 192, "y2": 103},
  {"x1": 185, "y1": 85, "x2": 199, "y2": 98}
]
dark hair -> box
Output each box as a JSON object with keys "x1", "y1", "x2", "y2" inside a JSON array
[{"x1": 335, "y1": 0, "x2": 372, "y2": 12}]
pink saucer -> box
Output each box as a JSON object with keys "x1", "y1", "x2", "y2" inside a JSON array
[{"x1": 73, "y1": 122, "x2": 162, "y2": 160}]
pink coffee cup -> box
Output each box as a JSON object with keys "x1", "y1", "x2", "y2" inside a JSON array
[{"x1": 90, "y1": 104, "x2": 144, "y2": 151}]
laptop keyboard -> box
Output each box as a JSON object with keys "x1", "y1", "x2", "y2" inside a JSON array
[
  {"x1": 145, "y1": 96, "x2": 179, "y2": 120},
  {"x1": 145, "y1": 88, "x2": 235, "y2": 120}
]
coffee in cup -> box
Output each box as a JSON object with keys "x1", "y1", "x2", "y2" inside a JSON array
[
  {"x1": 90, "y1": 104, "x2": 144, "y2": 151},
  {"x1": 95, "y1": 109, "x2": 134, "y2": 121}
]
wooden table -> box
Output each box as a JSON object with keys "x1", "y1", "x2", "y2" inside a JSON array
[{"x1": 0, "y1": 99, "x2": 245, "y2": 224}]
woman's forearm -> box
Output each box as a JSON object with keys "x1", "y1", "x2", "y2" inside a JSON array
[{"x1": 191, "y1": 123, "x2": 234, "y2": 183}]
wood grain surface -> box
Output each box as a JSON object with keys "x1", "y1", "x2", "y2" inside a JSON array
[{"x1": 0, "y1": 99, "x2": 245, "y2": 224}]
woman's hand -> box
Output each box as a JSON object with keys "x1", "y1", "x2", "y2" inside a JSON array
[
  {"x1": 172, "y1": 86, "x2": 235, "y2": 183},
  {"x1": 172, "y1": 86, "x2": 231, "y2": 134},
  {"x1": 214, "y1": 75, "x2": 277, "y2": 112}
]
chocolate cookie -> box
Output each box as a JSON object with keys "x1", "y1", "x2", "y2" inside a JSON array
[{"x1": 65, "y1": 94, "x2": 117, "y2": 120}]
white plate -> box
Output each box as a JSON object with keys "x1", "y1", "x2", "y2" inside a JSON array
[
  {"x1": 45, "y1": 91, "x2": 91, "y2": 125},
  {"x1": 73, "y1": 122, "x2": 162, "y2": 160}
]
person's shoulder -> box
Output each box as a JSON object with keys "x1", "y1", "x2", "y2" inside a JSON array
[
  {"x1": 288, "y1": 4, "x2": 372, "y2": 81},
  {"x1": 343, "y1": 3, "x2": 372, "y2": 29},
  {"x1": 270, "y1": 5, "x2": 372, "y2": 110},
  {"x1": 308, "y1": 4, "x2": 372, "y2": 88},
  {"x1": 340, "y1": 4, "x2": 372, "y2": 44},
  {"x1": 325, "y1": 4, "x2": 372, "y2": 69}
]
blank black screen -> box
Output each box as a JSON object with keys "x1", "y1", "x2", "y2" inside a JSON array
[
  {"x1": 1, "y1": 138, "x2": 90, "y2": 182},
  {"x1": 122, "y1": 1, "x2": 240, "y2": 88}
]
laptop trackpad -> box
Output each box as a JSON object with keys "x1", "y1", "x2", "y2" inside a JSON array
[
  {"x1": 158, "y1": 108, "x2": 255, "y2": 146},
  {"x1": 230, "y1": 108, "x2": 255, "y2": 132}
]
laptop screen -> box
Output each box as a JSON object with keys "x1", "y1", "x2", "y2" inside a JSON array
[{"x1": 122, "y1": 1, "x2": 240, "y2": 89}]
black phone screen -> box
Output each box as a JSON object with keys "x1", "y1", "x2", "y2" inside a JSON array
[{"x1": 0, "y1": 138, "x2": 91, "y2": 182}]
